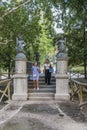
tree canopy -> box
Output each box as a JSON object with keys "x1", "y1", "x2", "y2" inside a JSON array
[{"x1": 0, "y1": 0, "x2": 87, "y2": 77}]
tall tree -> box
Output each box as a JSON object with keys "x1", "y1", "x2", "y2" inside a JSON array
[
  {"x1": 52, "y1": 0, "x2": 87, "y2": 78},
  {"x1": 0, "y1": 0, "x2": 55, "y2": 76}
]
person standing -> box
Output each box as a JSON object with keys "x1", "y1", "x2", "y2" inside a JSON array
[
  {"x1": 44, "y1": 59, "x2": 51, "y2": 85},
  {"x1": 32, "y1": 62, "x2": 40, "y2": 90},
  {"x1": 49, "y1": 63, "x2": 54, "y2": 80}
]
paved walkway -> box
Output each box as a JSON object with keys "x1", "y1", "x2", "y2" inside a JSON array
[{"x1": 0, "y1": 101, "x2": 87, "y2": 130}]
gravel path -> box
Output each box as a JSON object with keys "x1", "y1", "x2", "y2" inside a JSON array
[
  {"x1": 0, "y1": 102, "x2": 6, "y2": 110},
  {"x1": 0, "y1": 101, "x2": 86, "y2": 130}
]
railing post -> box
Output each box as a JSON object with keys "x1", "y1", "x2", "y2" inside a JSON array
[
  {"x1": 8, "y1": 80, "x2": 11, "y2": 100},
  {"x1": 69, "y1": 69, "x2": 72, "y2": 80},
  {"x1": 79, "y1": 85, "x2": 83, "y2": 105},
  {"x1": 78, "y1": 71, "x2": 79, "y2": 78}
]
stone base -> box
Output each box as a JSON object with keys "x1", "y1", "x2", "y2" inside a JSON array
[
  {"x1": 12, "y1": 74, "x2": 28, "y2": 101},
  {"x1": 55, "y1": 73, "x2": 70, "y2": 101},
  {"x1": 56, "y1": 58, "x2": 68, "y2": 74},
  {"x1": 12, "y1": 94, "x2": 28, "y2": 100},
  {"x1": 55, "y1": 94, "x2": 70, "y2": 101}
]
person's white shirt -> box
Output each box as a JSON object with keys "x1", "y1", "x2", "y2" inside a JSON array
[{"x1": 44, "y1": 63, "x2": 50, "y2": 70}]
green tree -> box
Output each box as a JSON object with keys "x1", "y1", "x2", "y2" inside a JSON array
[
  {"x1": 52, "y1": 0, "x2": 87, "y2": 78},
  {"x1": 0, "y1": 0, "x2": 55, "y2": 76}
]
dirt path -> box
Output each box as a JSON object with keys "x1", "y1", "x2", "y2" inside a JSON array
[{"x1": 0, "y1": 101, "x2": 87, "y2": 130}]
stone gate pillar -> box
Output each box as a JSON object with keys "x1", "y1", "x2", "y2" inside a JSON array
[
  {"x1": 55, "y1": 35, "x2": 70, "y2": 100},
  {"x1": 12, "y1": 36, "x2": 28, "y2": 100}
]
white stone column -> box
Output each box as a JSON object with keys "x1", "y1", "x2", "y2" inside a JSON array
[
  {"x1": 55, "y1": 58, "x2": 70, "y2": 100},
  {"x1": 12, "y1": 53, "x2": 28, "y2": 100}
]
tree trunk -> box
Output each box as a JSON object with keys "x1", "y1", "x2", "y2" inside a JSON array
[
  {"x1": 83, "y1": 56, "x2": 87, "y2": 79},
  {"x1": 83, "y1": 11, "x2": 86, "y2": 79},
  {"x1": 0, "y1": 68, "x2": 1, "y2": 80},
  {"x1": 8, "y1": 65, "x2": 11, "y2": 79},
  {"x1": 8, "y1": 59, "x2": 11, "y2": 79}
]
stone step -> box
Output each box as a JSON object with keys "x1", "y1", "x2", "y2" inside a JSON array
[
  {"x1": 28, "y1": 79, "x2": 56, "y2": 82},
  {"x1": 28, "y1": 74, "x2": 56, "y2": 101},
  {"x1": 39, "y1": 77, "x2": 55, "y2": 79},
  {"x1": 40, "y1": 75, "x2": 55, "y2": 77},
  {"x1": 28, "y1": 88, "x2": 56, "y2": 93},
  {"x1": 28, "y1": 85, "x2": 56, "y2": 88},
  {"x1": 28, "y1": 93, "x2": 55, "y2": 100},
  {"x1": 28, "y1": 97, "x2": 54, "y2": 100},
  {"x1": 28, "y1": 92, "x2": 54, "y2": 97},
  {"x1": 28, "y1": 82, "x2": 56, "y2": 86},
  {"x1": 28, "y1": 78, "x2": 56, "y2": 82},
  {"x1": 28, "y1": 75, "x2": 55, "y2": 79}
]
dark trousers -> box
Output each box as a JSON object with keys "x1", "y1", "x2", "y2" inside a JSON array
[{"x1": 45, "y1": 69, "x2": 51, "y2": 85}]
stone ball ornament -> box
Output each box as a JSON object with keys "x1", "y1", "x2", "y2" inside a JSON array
[{"x1": 15, "y1": 52, "x2": 27, "y2": 60}]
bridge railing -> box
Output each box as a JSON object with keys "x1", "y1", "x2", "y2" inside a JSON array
[
  {"x1": 0, "y1": 73, "x2": 8, "y2": 80},
  {"x1": 0, "y1": 79, "x2": 12, "y2": 102},
  {"x1": 70, "y1": 78, "x2": 87, "y2": 108},
  {"x1": 68, "y1": 70, "x2": 84, "y2": 79}
]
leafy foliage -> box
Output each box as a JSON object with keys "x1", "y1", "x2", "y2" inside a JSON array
[
  {"x1": 0, "y1": 0, "x2": 87, "y2": 77},
  {"x1": 0, "y1": 0, "x2": 55, "y2": 75}
]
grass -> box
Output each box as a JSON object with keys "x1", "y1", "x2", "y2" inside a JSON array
[{"x1": 70, "y1": 66, "x2": 84, "y2": 73}]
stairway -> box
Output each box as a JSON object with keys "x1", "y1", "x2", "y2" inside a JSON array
[{"x1": 28, "y1": 73, "x2": 56, "y2": 100}]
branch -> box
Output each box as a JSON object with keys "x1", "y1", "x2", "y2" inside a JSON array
[
  {"x1": 0, "y1": 0, "x2": 32, "y2": 19},
  {"x1": 0, "y1": 40, "x2": 13, "y2": 45}
]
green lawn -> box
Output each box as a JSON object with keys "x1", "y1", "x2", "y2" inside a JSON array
[{"x1": 71, "y1": 66, "x2": 85, "y2": 73}]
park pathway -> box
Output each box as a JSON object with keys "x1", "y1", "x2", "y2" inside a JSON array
[{"x1": 0, "y1": 100, "x2": 87, "y2": 130}]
